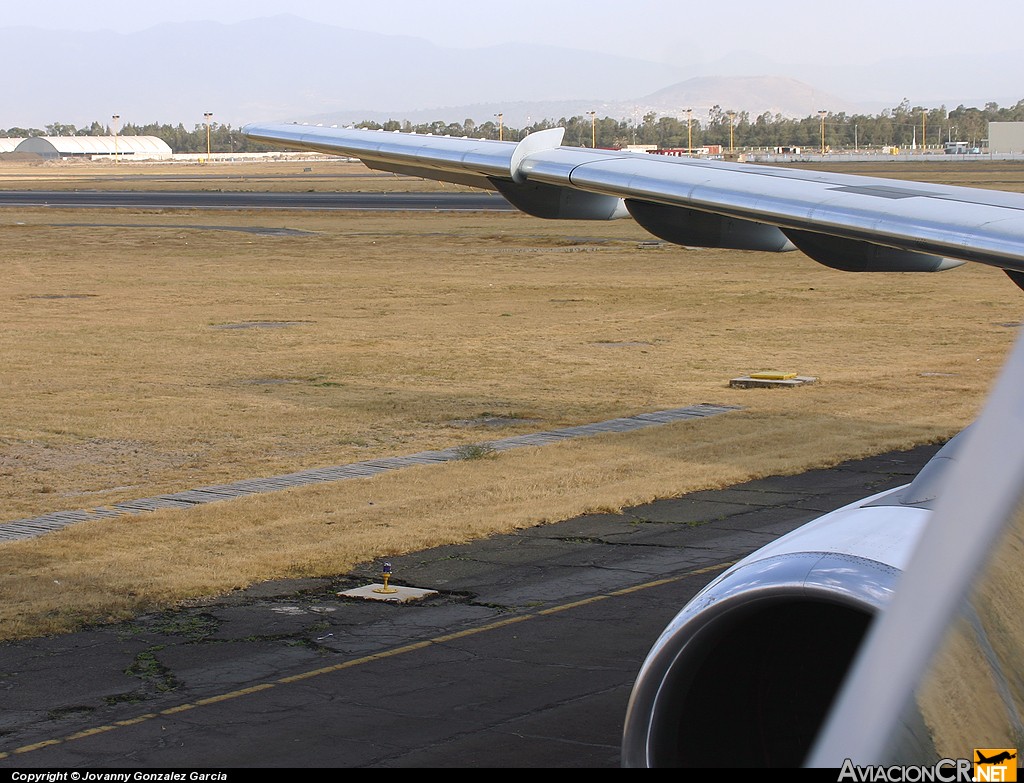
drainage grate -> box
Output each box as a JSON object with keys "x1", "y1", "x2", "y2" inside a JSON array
[{"x1": 1, "y1": 403, "x2": 740, "y2": 542}]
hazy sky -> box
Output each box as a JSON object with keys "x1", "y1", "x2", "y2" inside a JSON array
[{"x1": 8, "y1": 0, "x2": 1023, "y2": 68}]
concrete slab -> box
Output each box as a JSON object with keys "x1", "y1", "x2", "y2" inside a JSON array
[
  {"x1": 729, "y1": 375, "x2": 817, "y2": 388},
  {"x1": 339, "y1": 584, "x2": 439, "y2": 603}
]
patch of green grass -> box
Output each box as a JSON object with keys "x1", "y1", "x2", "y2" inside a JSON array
[
  {"x1": 126, "y1": 646, "x2": 178, "y2": 693},
  {"x1": 455, "y1": 442, "x2": 498, "y2": 461},
  {"x1": 133, "y1": 612, "x2": 218, "y2": 641}
]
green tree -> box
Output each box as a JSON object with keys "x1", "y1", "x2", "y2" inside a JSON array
[{"x1": 45, "y1": 122, "x2": 77, "y2": 136}]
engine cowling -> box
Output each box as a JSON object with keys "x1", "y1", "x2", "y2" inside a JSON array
[
  {"x1": 626, "y1": 199, "x2": 796, "y2": 252},
  {"x1": 491, "y1": 177, "x2": 630, "y2": 220},
  {"x1": 621, "y1": 433, "x2": 962, "y2": 767},
  {"x1": 620, "y1": 551, "x2": 890, "y2": 766},
  {"x1": 782, "y1": 229, "x2": 965, "y2": 272}
]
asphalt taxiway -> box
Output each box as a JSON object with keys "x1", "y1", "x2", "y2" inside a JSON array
[{"x1": 0, "y1": 443, "x2": 941, "y2": 769}]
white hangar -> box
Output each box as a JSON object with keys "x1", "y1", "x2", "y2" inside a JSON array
[{"x1": 11, "y1": 135, "x2": 172, "y2": 160}]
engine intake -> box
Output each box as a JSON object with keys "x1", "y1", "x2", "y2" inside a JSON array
[{"x1": 621, "y1": 552, "x2": 898, "y2": 767}]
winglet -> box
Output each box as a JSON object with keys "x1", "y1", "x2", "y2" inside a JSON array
[{"x1": 510, "y1": 127, "x2": 565, "y2": 183}]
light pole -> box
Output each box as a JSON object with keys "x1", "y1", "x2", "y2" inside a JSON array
[
  {"x1": 494, "y1": 113, "x2": 503, "y2": 141},
  {"x1": 818, "y1": 110, "x2": 827, "y2": 155},
  {"x1": 686, "y1": 108, "x2": 693, "y2": 155},
  {"x1": 588, "y1": 111, "x2": 596, "y2": 148},
  {"x1": 726, "y1": 111, "x2": 736, "y2": 153},
  {"x1": 204, "y1": 112, "x2": 213, "y2": 163},
  {"x1": 111, "y1": 114, "x2": 120, "y2": 163},
  {"x1": 921, "y1": 110, "x2": 926, "y2": 154}
]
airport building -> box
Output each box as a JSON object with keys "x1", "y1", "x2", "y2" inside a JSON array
[
  {"x1": 9, "y1": 135, "x2": 172, "y2": 160},
  {"x1": 989, "y1": 122, "x2": 1024, "y2": 154},
  {"x1": 0, "y1": 138, "x2": 25, "y2": 153}
]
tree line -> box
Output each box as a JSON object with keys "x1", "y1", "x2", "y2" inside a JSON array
[
  {"x1": 0, "y1": 121, "x2": 274, "y2": 154},
  {"x1": 4, "y1": 99, "x2": 1024, "y2": 153}
]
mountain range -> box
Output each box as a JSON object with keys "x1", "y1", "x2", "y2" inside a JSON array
[{"x1": 1, "y1": 15, "x2": 1020, "y2": 130}]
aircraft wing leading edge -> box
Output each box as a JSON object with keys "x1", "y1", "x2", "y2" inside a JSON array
[{"x1": 241, "y1": 121, "x2": 1024, "y2": 766}]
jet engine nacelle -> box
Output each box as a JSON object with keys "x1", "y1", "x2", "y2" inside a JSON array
[
  {"x1": 620, "y1": 433, "x2": 961, "y2": 767},
  {"x1": 490, "y1": 177, "x2": 630, "y2": 220},
  {"x1": 625, "y1": 199, "x2": 796, "y2": 252},
  {"x1": 621, "y1": 551, "x2": 884, "y2": 766},
  {"x1": 782, "y1": 229, "x2": 966, "y2": 273}
]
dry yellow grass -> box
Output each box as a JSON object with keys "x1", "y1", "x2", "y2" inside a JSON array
[{"x1": 0, "y1": 158, "x2": 1021, "y2": 640}]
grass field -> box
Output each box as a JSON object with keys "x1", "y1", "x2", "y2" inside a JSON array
[{"x1": 1, "y1": 156, "x2": 1021, "y2": 639}]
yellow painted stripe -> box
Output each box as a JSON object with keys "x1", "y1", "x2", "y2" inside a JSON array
[
  {"x1": 160, "y1": 703, "x2": 196, "y2": 715},
  {"x1": 195, "y1": 683, "x2": 275, "y2": 705},
  {"x1": 65, "y1": 725, "x2": 119, "y2": 740},
  {"x1": 12, "y1": 738, "x2": 62, "y2": 754},
  {"x1": 115, "y1": 714, "x2": 159, "y2": 726}
]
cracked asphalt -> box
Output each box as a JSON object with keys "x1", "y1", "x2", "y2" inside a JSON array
[{"x1": 0, "y1": 443, "x2": 941, "y2": 769}]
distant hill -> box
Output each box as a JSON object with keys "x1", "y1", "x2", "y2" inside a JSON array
[
  {"x1": 304, "y1": 75, "x2": 856, "y2": 130},
  {"x1": 638, "y1": 76, "x2": 851, "y2": 121},
  {"x1": 1, "y1": 15, "x2": 681, "y2": 129},
  {"x1": 1, "y1": 15, "x2": 1020, "y2": 131}
]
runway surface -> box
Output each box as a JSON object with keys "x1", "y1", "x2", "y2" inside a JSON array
[
  {"x1": 0, "y1": 190, "x2": 515, "y2": 211},
  {"x1": 0, "y1": 443, "x2": 940, "y2": 769}
]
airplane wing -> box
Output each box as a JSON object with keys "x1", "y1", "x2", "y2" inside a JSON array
[
  {"x1": 242, "y1": 122, "x2": 1024, "y2": 277},
  {"x1": 242, "y1": 121, "x2": 1024, "y2": 768}
]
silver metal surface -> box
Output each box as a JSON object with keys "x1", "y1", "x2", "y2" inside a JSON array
[
  {"x1": 243, "y1": 123, "x2": 516, "y2": 189},
  {"x1": 557, "y1": 154, "x2": 1024, "y2": 271},
  {"x1": 242, "y1": 123, "x2": 1024, "y2": 273},
  {"x1": 810, "y1": 329, "x2": 1024, "y2": 765}
]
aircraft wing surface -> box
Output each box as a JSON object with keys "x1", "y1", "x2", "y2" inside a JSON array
[
  {"x1": 241, "y1": 120, "x2": 1024, "y2": 768},
  {"x1": 243, "y1": 123, "x2": 1024, "y2": 275}
]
